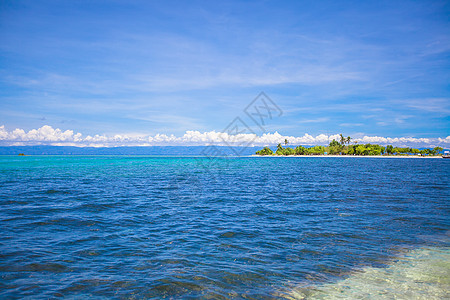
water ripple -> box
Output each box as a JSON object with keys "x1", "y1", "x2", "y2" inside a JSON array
[{"x1": 0, "y1": 156, "x2": 449, "y2": 298}]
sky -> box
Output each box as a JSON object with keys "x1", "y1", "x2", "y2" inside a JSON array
[{"x1": 0, "y1": 0, "x2": 449, "y2": 147}]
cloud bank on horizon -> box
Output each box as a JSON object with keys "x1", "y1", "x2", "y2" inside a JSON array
[{"x1": 1, "y1": 125, "x2": 448, "y2": 148}]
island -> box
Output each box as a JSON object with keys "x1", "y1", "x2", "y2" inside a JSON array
[{"x1": 255, "y1": 135, "x2": 444, "y2": 156}]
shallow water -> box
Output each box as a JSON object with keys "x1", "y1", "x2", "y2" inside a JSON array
[
  {"x1": 283, "y1": 246, "x2": 450, "y2": 299},
  {"x1": 0, "y1": 156, "x2": 449, "y2": 298}
]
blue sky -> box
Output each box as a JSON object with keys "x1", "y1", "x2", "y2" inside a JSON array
[{"x1": 0, "y1": 0, "x2": 449, "y2": 146}]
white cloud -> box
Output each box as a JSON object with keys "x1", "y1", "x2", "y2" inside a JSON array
[
  {"x1": 0, "y1": 125, "x2": 448, "y2": 148},
  {"x1": 340, "y1": 123, "x2": 364, "y2": 127}
]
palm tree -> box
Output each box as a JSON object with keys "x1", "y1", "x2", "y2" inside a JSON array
[
  {"x1": 346, "y1": 136, "x2": 351, "y2": 145},
  {"x1": 284, "y1": 139, "x2": 289, "y2": 146},
  {"x1": 339, "y1": 134, "x2": 345, "y2": 145},
  {"x1": 434, "y1": 146, "x2": 443, "y2": 155}
]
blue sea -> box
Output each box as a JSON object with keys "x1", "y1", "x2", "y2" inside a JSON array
[{"x1": 1, "y1": 155, "x2": 449, "y2": 299}]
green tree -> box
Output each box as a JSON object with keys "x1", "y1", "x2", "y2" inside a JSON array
[
  {"x1": 355, "y1": 145, "x2": 368, "y2": 155},
  {"x1": 284, "y1": 139, "x2": 289, "y2": 146},
  {"x1": 386, "y1": 145, "x2": 393, "y2": 155},
  {"x1": 348, "y1": 145, "x2": 356, "y2": 155},
  {"x1": 434, "y1": 147, "x2": 443, "y2": 155},
  {"x1": 329, "y1": 139, "x2": 341, "y2": 147},
  {"x1": 430, "y1": 148, "x2": 437, "y2": 156},
  {"x1": 284, "y1": 147, "x2": 295, "y2": 155},
  {"x1": 276, "y1": 143, "x2": 285, "y2": 155},
  {"x1": 327, "y1": 144, "x2": 342, "y2": 155},
  {"x1": 308, "y1": 146, "x2": 325, "y2": 155},
  {"x1": 329, "y1": 138, "x2": 346, "y2": 154},
  {"x1": 255, "y1": 147, "x2": 273, "y2": 155},
  {"x1": 420, "y1": 149, "x2": 430, "y2": 156},
  {"x1": 339, "y1": 134, "x2": 345, "y2": 145},
  {"x1": 294, "y1": 146, "x2": 307, "y2": 155},
  {"x1": 410, "y1": 148, "x2": 420, "y2": 155}
]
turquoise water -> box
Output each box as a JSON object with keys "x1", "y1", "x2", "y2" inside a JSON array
[{"x1": 0, "y1": 156, "x2": 449, "y2": 298}]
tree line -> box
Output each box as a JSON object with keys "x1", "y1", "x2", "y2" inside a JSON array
[{"x1": 255, "y1": 135, "x2": 444, "y2": 156}]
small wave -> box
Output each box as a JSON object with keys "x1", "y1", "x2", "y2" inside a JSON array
[
  {"x1": 14, "y1": 262, "x2": 70, "y2": 273},
  {"x1": 44, "y1": 189, "x2": 70, "y2": 195},
  {"x1": 219, "y1": 231, "x2": 237, "y2": 238}
]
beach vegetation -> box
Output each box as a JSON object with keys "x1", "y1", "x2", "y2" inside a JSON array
[
  {"x1": 255, "y1": 134, "x2": 445, "y2": 157},
  {"x1": 276, "y1": 143, "x2": 284, "y2": 155},
  {"x1": 434, "y1": 147, "x2": 443, "y2": 154},
  {"x1": 284, "y1": 147, "x2": 295, "y2": 155},
  {"x1": 255, "y1": 147, "x2": 273, "y2": 156},
  {"x1": 386, "y1": 145, "x2": 394, "y2": 154},
  {"x1": 328, "y1": 139, "x2": 343, "y2": 155},
  {"x1": 307, "y1": 145, "x2": 326, "y2": 155},
  {"x1": 294, "y1": 146, "x2": 308, "y2": 155}
]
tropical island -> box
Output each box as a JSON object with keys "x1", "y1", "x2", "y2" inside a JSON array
[{"x1": 255, "y1": 134, "x2": 444, "y2": 156}]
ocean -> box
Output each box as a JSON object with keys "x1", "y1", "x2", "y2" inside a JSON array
[{"x1": 0, "y1": 155, "x2": 449, "y2": 298}]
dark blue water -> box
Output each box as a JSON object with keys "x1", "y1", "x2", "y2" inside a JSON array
[{"x1": 0, "y1": 156, "x2": 449, "y2": 298}]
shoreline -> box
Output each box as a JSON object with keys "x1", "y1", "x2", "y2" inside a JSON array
[{"x1": 251, "y1": 155, "x2": 444, "y2": 158}]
